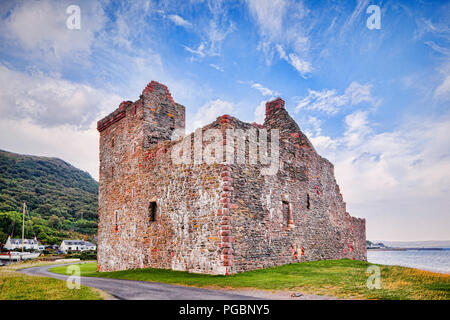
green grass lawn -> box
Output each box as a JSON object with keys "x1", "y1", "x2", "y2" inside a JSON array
[
  {"x1": 49, "y1": 259, "x2": 450, "y2": 300},
  {"x1": 0, "y1": 261, "x2": 104, "y2": 300}
]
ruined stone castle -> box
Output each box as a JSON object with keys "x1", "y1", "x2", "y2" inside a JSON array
[{"x1": 97, "y1": 80, "x2": 366, "y2": 275}]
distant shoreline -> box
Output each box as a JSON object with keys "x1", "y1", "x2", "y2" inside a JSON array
[
  {"x1": 367, "y1": 247, "x2": 449, "y2": 251},
  {"x1": 367, "y1": 249, "x2": 450, "y2": 275}
]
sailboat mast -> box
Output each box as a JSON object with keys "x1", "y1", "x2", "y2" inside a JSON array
[{"x1": 22, "y1": 202, "x2": 25, "y2": 253}]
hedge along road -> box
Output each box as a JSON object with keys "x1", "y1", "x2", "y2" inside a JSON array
[{"x1": 19, "y1": 263, "x2": 262, "y2": 300}]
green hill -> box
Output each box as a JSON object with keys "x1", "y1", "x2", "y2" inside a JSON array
[{"x1": 0, "y1": 149, "x2": 98, "y2": 245}]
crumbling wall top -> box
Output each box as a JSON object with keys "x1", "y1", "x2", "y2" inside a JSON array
[
  {"x1": 97, "y1": 101, "x2": 132, "y2": 132},
  {"x1": 265, "y1": 97, "x2": 285, "y2": 116},
  {"x1": 142, "y1": 80, "x2": 175, "y2": 105}
]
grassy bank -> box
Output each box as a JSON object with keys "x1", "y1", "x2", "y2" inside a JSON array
[
  {"x1": 50, "y1": 259, "x2": 449, "y2": 300},
  {"x1": 0, "y1": 261, "x2": 104, "y2": 300}
]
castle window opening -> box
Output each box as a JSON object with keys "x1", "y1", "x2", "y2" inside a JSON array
[
  {"x1": 149, "y1": 201, "x2": 157, "y2": 222},
  {"x1": 111, "y1": 138, "x2": 115, "y2": 148},
  {"x1": 307, "y1": 193, "x2": 310, "y2": 209},
  {"x1": 282, "y1": 200, "x2": 290, "y2": 226},
  {"x1": 114, "y1": 211, "x2": 118, "y2": 233}
]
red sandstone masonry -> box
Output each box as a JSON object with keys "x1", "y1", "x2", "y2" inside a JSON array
[
  {"x1": 142, "y1": 81, "x2": 175, "y2": 105},
  {"x1": 97, "y1": 80, "x2": 366, "y2": 275},
  {"x1": 218, "y1": 163, "x2": 233, "y2": 274},
  {"x1": 217, "y1": 115, "x2": 234, "y2": 275}
]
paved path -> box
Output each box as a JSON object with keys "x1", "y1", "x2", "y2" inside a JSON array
[{"x1": 19, "y1": 264, "x2": 262, "y2": 300}]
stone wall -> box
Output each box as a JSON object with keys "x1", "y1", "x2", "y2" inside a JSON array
[{"x1": 97, "y1": 81, "x2": 366, "y2": 275}]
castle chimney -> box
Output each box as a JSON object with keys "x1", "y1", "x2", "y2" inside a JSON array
[{"x1": 265, "y1": 98, "x2": 285, "y2": 117}]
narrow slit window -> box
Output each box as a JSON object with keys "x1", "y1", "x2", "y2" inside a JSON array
[
  {"x1": 306, "y1": 193, "x2": 310, "y2": 209},
  {"x1": 114, "y1": 211, "x2": 118, "y2": 233},
  {"x1": 149, "y1": 201, "x2": 157, "y2": 222},
  {"x1": 111, "y1": 138, "x2": 115, "y2": 148},
  {"x1": 282, "y1": 200, "x2": 290, "y2": 226}
]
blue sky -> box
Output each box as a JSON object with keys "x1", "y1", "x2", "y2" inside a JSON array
[{"x1": 0, "y1": 0, "x2": 449, "y2": 241}]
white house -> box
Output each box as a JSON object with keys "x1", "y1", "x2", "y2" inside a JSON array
[
  {"x1": 3, "y1": 236, "x2": 40, "y2": 251},
  {"x1": 60, "y1": 240, "x2": 96, "y2": 253}
]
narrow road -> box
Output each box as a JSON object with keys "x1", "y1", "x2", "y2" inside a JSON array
[{"x1": 19, "y1": 264, "x2": 262, "y2": 300}]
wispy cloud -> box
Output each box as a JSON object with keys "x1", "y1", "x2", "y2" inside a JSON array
[
  {"x1": 238, "y1": 80, "x2": 278, "y2": 97},
  {"x1": 246, "y1": 0, "x2": 313, "y2": 77},
  {"x1": 190, "y1": 99, "x2": 234, "y2": 131},
  {"x1": 209, "y1": 64, "x2": 224, "y2": 72},
  {"x1": 277, "y1": 43, "x2": 314, "y2": 77},
  {"x1": 167, "y1": 14, "x2": 192, "y2": 29},
  {"x1": 0, "y1": 0, "x2": 105, "y2": 61},
  {"x1": 434, "y1": 74, "x2": 450, "y2": 100},
  {"x1": 251, "y1": 83, "x2": 277, "y2": 97},
  {"x1": 184, "y1": 42, "x2": 207, "y2": 59},
  {"x1": 295, "y1": 82, "x2": 378, "y2": 115},
  {"x1": 286, "y1": 52, "x2": 313, "y2": 78},
  {"x1": 0, "y1": 65, "x2": 122, "y2": 129},
  {"x1": 303, "y1": 111, "x2": 450, "y2": 240},
  {"x1": 183, "y1": 0, "x2": 235, "y2": 61}
]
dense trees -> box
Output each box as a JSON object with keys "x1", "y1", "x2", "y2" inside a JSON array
[{"x1": 0, "y1": 150, "x2": 98, "y2": 245}]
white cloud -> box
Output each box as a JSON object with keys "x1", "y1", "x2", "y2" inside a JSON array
[
  {"x1": 0, "y1": 119, "x2": 100, "y2": 180},
  {"x1": 184, "y1": 42, "x2": 207, "y2": 59},
  {"x1": 0, "y1": 0, "x2": 105, "y2": 59},
  {"x1": 415, "y1": 18, "x2": 450, "y2": 41},
  {"x1": 189, "y1": 99, "x2": 234, "y2": 132},
  {"x1": 276, "y1": 44, "x2": 287, "y2": 60},
  {"x1": 250, "y1": 83, "x2": 278, "y2": 97},
  {"x1": 167, "y1": 14, "x2": 192, "y2": 29},
  {"x1": 345, "y1": 82, "x2": 375, "y2": 105},
  {"x1": 287, "y1": 53, "x2": 313, "y2": 78},
  {"x1": 304, "y1": 111, "x2": 450, "y2": 240},
  {"x1": 342, "y1": 111, "x2": 372, "y2": 147},
  {"x1": 424, "y1": 41, "x2": 450, "y2": 56},
  {"x1": 434, "y1": 75, "x2": 450, "y2": 100},
  {"x1": 209, "y1": 64, "x2": 224, "y2": 72},
  {"x1": 0, "y1": 65, "x2": 122, "y2": 129},
  {"x1": 253, "y1": 100, "x2": 267, "y2": 124},
  {"x1": 237, "y1": 81, "x2": 278, "y2": 123},
  {"x1": 246, "y1": 1, "x2": 313, "y2": 76},
  {"x1": 245, "y1": 0, "x2": 287, "y2": 40},
  {"x1": 295, "y1": 82, "x2": 377, "y2": 114},
  {"x1": 257, "y1": 41, "x2": 276, "y2": 66},
  {"x1": 238, "y1": 80, "x2": 278, "y2": 97},
  {"x1": 276, "y1": 45, "x2": 312, "y2": 78},
  {"x1": 295, "y1": 89, "x2": 347, "y2": 115},
  {"x1": 107, "y1": 1, "x2": 153, "y2": 50},
  {"x1": 182, "y1": 1, "x2": 235, "y2": 60}
]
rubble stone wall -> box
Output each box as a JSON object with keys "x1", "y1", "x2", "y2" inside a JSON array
[{"x1": 97, "y1": 81, "x2": 366, "y2": 275}]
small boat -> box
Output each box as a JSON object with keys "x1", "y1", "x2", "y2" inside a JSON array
[
  {"x1": 0, "y1": 251, "x2": 41, "y2": 261},
  {"x1": 0, "y1": 202, "x2": 42, "y2": 264}
]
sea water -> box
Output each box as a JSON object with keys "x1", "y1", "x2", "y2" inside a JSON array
[{"x1": 367, "y1": 249, "x2": 450, "y2": 274}]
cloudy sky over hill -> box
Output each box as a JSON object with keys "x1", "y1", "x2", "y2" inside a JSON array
[{"x1": 0, "y1": 0, "x2": 449, "y2": 241}]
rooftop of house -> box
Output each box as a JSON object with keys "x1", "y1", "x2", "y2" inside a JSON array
[
  {"x1": 8, "y1": 238, "x2": 38, "y2": 244},
  {"x1": 61, "y1": 240, "x2": 96, "y2": 246}
]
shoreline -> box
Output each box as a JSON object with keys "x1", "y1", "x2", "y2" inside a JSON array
[
  {"x1": 367, "y1": 249, "x2": 450, "y2": 275},
  {"x1": 367, "y1": 247, "x2": 449, "y2": 251}
]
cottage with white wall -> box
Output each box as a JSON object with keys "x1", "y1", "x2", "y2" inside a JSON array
[
  {"x1": 3, "y1": 236, "x2": 40, "y2": 251},
  {"x1": 60, "y1": 240, "x2": 96, "y2": 253}
]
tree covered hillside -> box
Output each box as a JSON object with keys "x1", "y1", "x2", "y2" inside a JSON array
[{"x1": 0, "y1": 149, "x2": 98, "y2": 245}]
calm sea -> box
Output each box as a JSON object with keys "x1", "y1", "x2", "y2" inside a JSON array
[{"x1": 367, "y1": 249, "x2": 450, "y2": 274}]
